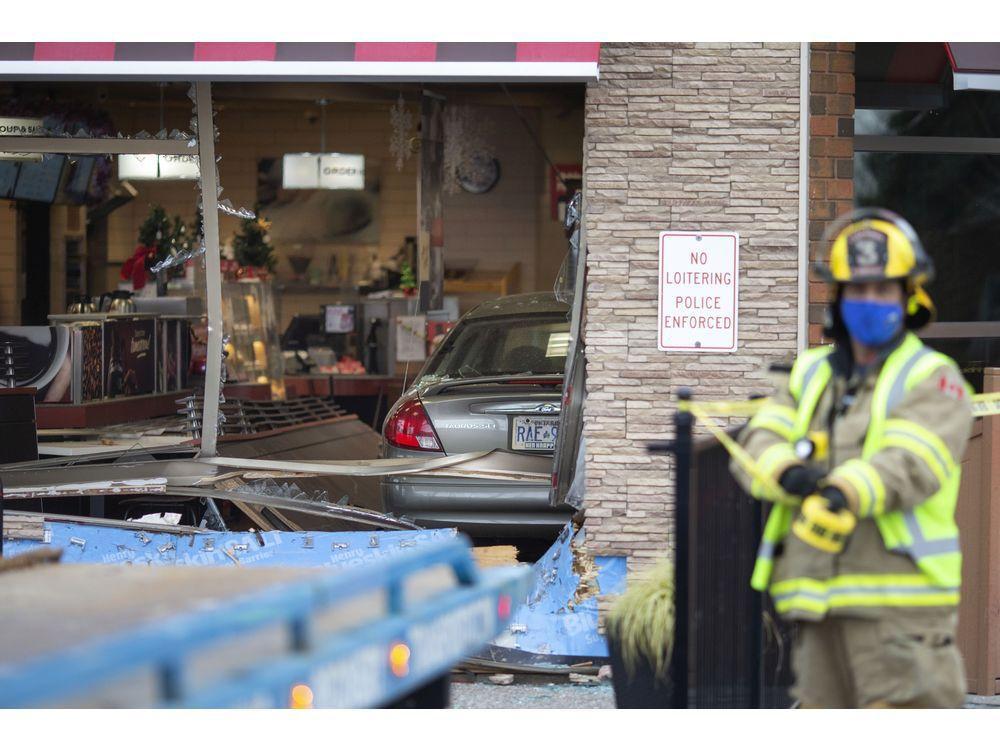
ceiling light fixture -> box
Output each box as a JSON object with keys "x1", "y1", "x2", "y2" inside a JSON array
[{"x1": 282, "y1": 99, "x2": 365, "y2": 190}]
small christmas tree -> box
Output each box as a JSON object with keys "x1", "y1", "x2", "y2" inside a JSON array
[
  {"x1": 399, "y1": 260, "x2": 417, "y2": 295},
  {"x1": 122, "y1": 204, "x2": 186, "y2": 289},
  {"x1": 231, "y1": 215, "x2": 277, "y2": 272}
]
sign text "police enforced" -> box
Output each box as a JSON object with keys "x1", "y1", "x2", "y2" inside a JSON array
[{"x1": 658, "y1": 231, "x2": 739, "y2": 352}]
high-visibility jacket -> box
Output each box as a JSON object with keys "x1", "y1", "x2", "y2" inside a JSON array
[{"x1": 731, "y1": 332, "x2": 974, "y2": 621}]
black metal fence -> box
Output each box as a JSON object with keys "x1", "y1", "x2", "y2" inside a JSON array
[
  {"x1": 650, "y1": 390, "x2": 793, "y2": 708},
  {"x1": 689, "y1": 427, "x2": 794, "y2": 708}
]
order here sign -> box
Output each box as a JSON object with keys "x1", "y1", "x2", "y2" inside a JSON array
[{"x1": 658, "y1": 231, "x2": 739, "y2": 352}]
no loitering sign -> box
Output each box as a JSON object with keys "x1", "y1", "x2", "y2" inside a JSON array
[{"x1": 658, "y1": 231, "x2": 739, "y2": 352}]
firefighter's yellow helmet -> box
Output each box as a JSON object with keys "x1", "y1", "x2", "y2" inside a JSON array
[{"x1": 815, "y1": 208, "x2": 936, "y2": 330}]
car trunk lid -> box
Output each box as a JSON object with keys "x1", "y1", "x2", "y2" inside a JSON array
[{"x1": 420, "y1": 379, "x2": 562, "y2": 455}]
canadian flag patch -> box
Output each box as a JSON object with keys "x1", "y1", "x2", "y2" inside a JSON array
[{"x1": 938, "y1": 374, "x2": 966, "y2": 400}]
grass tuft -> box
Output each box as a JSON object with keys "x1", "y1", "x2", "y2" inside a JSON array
[{"x1": 605, "y1": 558, "x2": 676, "y2": 682}]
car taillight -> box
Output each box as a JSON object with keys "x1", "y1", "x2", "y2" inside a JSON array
[{"x1": 384, "y1": 398, "x2": 442, "y2": 452}]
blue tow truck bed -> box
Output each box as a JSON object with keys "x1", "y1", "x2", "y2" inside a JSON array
[{"x1": 0, "y1": 537, "x2": 532, "y2": 708}]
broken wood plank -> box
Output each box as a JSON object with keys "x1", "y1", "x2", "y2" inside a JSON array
[
  {"x1": 472, "y1": 546, "x2": 520, "y2": 569},
  {"x1": 1, "y1": 513, "x2": 46, "y2": 541},
  {"x1": 0, "y1": 548, "x2": 63, "y2": 573}
]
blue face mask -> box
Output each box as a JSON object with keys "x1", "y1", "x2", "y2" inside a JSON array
[{"x1": 840, "y1": 298, "x2": 903, "y2": 348}]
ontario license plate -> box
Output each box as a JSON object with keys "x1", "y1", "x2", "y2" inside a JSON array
[{"x1": 511, "y1": 415, "x2": 560, "y2": 451}]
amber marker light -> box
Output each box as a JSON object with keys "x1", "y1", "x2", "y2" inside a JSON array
[
  {"x1": 389, "y1": 642, "x2": 411, "y2": 678},
  {"x1": 290, "y1": 683, "x2": 314, "y2": 709}
]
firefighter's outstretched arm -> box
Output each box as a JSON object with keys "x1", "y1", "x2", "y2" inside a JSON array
[
  {"x1": 731, "y1": 373, "x2": 816, "y2": 504},
  {"x1": 823, "y1": 363, "x2": 973, "y2": 517}
]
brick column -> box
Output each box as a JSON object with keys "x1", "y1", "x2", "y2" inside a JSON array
[
  {"x1": 808, "y1": 43, "x2": 855, "y2": 345},
  {"x1": 582, "y1": 43, "x2": 803, "y2": 569}
]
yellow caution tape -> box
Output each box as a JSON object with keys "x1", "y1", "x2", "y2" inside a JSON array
[
  {"x1": 677, "y1": 400, "x2": 764, "y2": 418},
  {"x1": 971, "y1": 393, "x2": 1000, "y2": 417},
  {"x1": 681, "y1": 392, "x2": 1000, "y2": 419},
  {"x1": 679, "y1": 390, "x2": 1000, "y2": 504},
  {"x1": 683, "y1": 401, "x2": 795, "y2": 505}
]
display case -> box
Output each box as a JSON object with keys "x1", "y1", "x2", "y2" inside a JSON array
[
  {"x1": 221, "y1": 279, "x2": 285, "y2": 399},
  {"x1": 3, "y1": 314, "x2": 193, "y2": 404}
]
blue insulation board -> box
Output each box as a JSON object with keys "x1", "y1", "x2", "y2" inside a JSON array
[
  {"x1": 486, "y1": 523, "x2": 626, "y2": 661},
  {"x1": 5, "y1": 519, "x2": 625, "y2": 661},
  {"x1": 3, "y1": 521, "x2": 458, "y2": 569}
]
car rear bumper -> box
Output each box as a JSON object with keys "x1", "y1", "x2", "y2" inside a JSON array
[{"x1": 381, "y1": 476, "x2": 573, "y2": 539}]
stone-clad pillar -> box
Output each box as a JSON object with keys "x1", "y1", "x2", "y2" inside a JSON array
[{"x1": 582, "y1": 43, "x2": 803, "y2": 570}]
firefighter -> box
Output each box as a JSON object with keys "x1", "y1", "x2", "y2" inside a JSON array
[{"x1": 730, "y1": 208, "x2": 974, "y2": 709}]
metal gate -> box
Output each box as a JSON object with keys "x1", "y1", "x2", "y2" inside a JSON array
[
  {"x1": 650, "y1": 394, "x2": 793, "y2": 708},
  {"x1": 689, "y1": 429, "x2": 793, "y2": 708}
]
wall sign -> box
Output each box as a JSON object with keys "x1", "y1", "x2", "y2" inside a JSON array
[
  {"x1": 282, "y1": 153, "x2": 365, "y2": 190},
  {"x1": 319, "y1": 153, "x2": 364, "y2": 190},
  {"x1": 658, "y1": 231, "x2": 739, "y2": 352},
  {"x1": 0, "y1": 118, "x2": 46, "y2": 162},
  {"x1": 0, "y1": 117, "x2": 46, "y2": 136},
  {"x1": 118, "y1": 154, "x2": 199, "y2": 180}
]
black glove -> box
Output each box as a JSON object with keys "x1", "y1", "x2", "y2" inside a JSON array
[
  {"x1": 778, "y1": 464, "x2": 826, "y2": 497},
  {"x1": 819, "y1": 485, "x2": 849, "y2": 513}
]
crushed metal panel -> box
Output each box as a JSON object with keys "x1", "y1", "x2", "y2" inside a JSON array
[
  {"x1": 198, "y1": 451, "x2": 491, "y2": 477},
  {"x1": 417, "y1": 450, "x2": 553, "y2": 483},
  {"x1": 480, "y1": 522, "x2": 626, "y2": 661},
  {"x1": 0, "y1": 459, "x2": 220, "y2": 497},
  {"x1": 219, "y1": 418, "x2": 383, "y2": 513},
  {"x1": 165, "y1": 487, "x2": 422, "y2": 531}
]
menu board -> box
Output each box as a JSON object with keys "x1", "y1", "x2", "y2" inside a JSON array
[
  {"x1": 0, "y1": 162, "x2": 19, "y2": 198},
  {"x1": 13, "y1": 156, "x2": 65, "y2": 204}
]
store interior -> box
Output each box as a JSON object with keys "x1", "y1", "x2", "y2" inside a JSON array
[{"x1": 0, "y1": 79, "x2": 584, "y2": 429}]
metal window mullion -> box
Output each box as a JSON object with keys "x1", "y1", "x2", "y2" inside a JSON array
[
  {"x1": 797, "y1": 41, "x2": 810, "y2": 352},
  {"x1": 0, "y1": 137, "x2": 196, "y2": 155},
  {"x1": 195, "y1": 81, "x2": 222, "y2": 458},
  {"x1": 922, "y1": 321, "x2": 1000, "y2": 339},
  {"x1": 855, "y1": 135, "x2": 1000, "y2": 155}
]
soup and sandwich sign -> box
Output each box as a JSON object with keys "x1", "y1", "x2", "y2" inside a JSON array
[{"x1": 657, "y1": 231, "x2": 739, "y2": 353}]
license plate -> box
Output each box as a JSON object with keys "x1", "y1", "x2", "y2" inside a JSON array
[{"x1": 511, "y1": 415, "x2": 560, "y2": 451}]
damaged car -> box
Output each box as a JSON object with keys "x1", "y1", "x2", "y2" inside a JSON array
[{"x1": 379, "y1": 293, "x2": 576, "y2": 539}]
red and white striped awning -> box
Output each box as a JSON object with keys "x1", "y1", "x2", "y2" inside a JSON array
[{"x1": 0, "y1": 42, "x2": 600, "y2": 81}]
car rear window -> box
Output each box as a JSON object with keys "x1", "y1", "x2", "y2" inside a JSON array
[{"x1": 417, "y1": 314, "x2": 570, "y2": 383}]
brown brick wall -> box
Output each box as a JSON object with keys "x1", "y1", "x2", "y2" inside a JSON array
[
  {"x1": 582, "y1": 43, "x2": 803, "y2": 568},
  {"x1": 808, "y1": 43, "x2": 855, "y2": 345}
]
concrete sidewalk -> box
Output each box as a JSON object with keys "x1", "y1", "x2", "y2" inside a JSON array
[{"x1": 450, "y1": 682, "x2": 1000, "y2": 709}]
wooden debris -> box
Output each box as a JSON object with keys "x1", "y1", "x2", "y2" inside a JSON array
[
  {"x1": 488, "y1": 674, "x2": 514, "y2": 685},
  {"x1": 1, "y1": 512, "x2": 46, "y2": 541},
  {"x1": 472, "y1": 545, "x2": 519, "y2": 569},
  {"x1": 570, "y1": 537, "x2": 601, "y2": 610},
  {"x1": 0, "y1": 548, "x2": 63, "y2": 574},
  {"x1": 568, "y1": 673, "x2": 602, "y2": 685}
]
